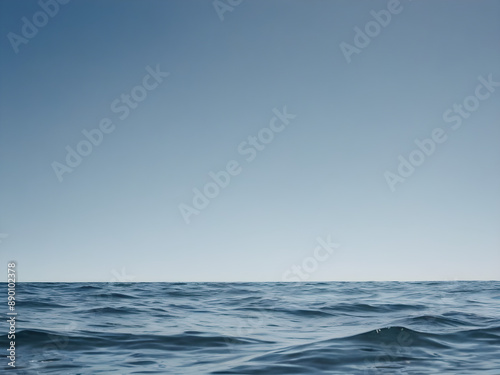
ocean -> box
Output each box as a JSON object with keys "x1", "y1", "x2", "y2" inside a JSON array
[{"x1": 2, "y1": 281, "x2": 500, "y2": 374}]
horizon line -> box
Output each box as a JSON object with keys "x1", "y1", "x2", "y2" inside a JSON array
[{"x1": 12, "y1": 279, "x2": 500, "y2": 283}]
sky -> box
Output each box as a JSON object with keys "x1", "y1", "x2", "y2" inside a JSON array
[{"x1": 0, "y1": 0, "x2": 499, "y2": 282}]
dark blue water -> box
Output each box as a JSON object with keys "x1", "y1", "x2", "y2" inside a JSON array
[{"x1": 2, "y1": 281, "x2": 500, "y2": 374}]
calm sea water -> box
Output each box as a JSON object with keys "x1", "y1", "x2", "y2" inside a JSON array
[{"x1": 2, "y1": 281, "x2": 500, "y2": 374}]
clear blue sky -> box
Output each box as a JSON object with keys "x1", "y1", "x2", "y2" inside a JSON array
[{"x1": 1, "y1": 0, "x2": 499, "y2": 281}]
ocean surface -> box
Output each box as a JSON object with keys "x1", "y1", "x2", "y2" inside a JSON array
[{"x1": 2, "y1": 281, "x2": 500, "y2": 374}]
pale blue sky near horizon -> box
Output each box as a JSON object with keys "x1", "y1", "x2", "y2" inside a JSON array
[{"x1": 0, "y1": 0, "x2": 499, "y2": 282}]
